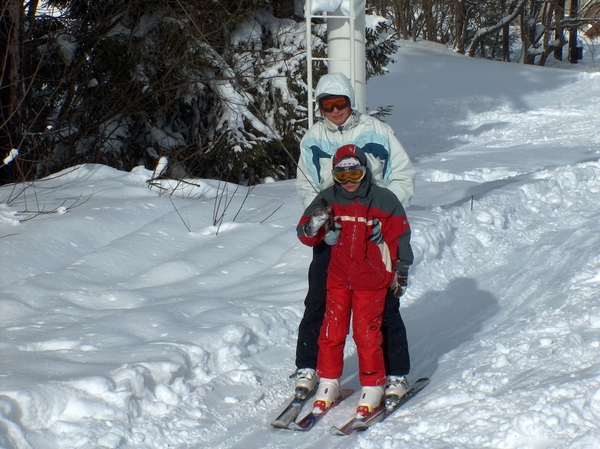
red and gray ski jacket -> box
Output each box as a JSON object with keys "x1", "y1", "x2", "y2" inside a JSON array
[{"x1": 297, "y1": 166, "x2": 413, "y2": 291}]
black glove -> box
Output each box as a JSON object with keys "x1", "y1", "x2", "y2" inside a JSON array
[
  {"x1": 390, "y1": 272, "x2": 408, "y2": 298},
  {"x1": 369, "y1": 218, "x2": 383, "y2": 244},
  {"x1": 304, "y1": 207, "x2": 331, "y2": 237}
]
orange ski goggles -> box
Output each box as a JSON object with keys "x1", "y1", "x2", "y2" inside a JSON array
[
  {"x1": 320, "y1": 95, "x2": 350, "y2": 112},
  {"x1": 332, "y1": 167, "x2": 366, "y2": 184}
]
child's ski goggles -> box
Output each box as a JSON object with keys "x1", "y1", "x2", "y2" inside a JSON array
[
  {"x1": 332, "y1": 166, "x2": 366, "y2": 184},
  {"x1": 320, "y1": 96, "x2": 350, "y2": 112}
]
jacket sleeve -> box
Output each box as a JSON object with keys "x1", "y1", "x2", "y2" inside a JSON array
[
  {"x1": 297, "y1": 198, "x2": 327, "y2": 246},
  {"x1": 295, "y1": 144, "x2": 319, "y2": 210},
  {"x1": 382, "y1": 216, "x2": 413, "y2": 273},
  {"x1": 396, "y1": 229, "x2": 414, "y2": 273},
  {"x1": 383, "y1": 125, "x2": 416, "y2": 208},
  {"x1": 377, "y1": 188, "x2": 414, "y2": 272},
  {"x1": 295, "y1": 125, "x2": 326, "y2": 209}
]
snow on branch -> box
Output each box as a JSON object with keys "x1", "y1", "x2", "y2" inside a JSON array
[
  {"x1": 467, "y1": 0, "x2": 526, "y2": 58},
  {"x1": 2, "y1": 149, "x2": 19, "y2": 168}
]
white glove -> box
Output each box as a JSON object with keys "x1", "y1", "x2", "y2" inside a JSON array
[{"x1": 305, "y1": 207, "x2": 331, "y2": 237}]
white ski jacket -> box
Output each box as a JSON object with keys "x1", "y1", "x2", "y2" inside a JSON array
[{"x1": 296, "y1": 73, "x2": 415, "y2": 209}]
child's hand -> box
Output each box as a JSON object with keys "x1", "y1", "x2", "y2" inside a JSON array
[
  {"x1": 305, "y1": 207, "x2": 331, "y2": 237},
  {"x1": 324, "y1": 222, "x2": 342, "y2": 245},
  {"x1": 390, "y1": 272, "x2": 408, "y2": 298}
]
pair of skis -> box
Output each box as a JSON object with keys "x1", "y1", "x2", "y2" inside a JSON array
[
  {"x1": 330, "y1": 377, "x2": 430, "y2": 435},
  {"x1": 271, "y1": 377, "x2": 429, "y2": 435},
  {"x1": 271, "y1": 387, "x2": 354, "y2": 431}
]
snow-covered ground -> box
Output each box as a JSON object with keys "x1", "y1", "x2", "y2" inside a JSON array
[{"x1": 2, "y1": 39, "x2": 600, "y2": 448}]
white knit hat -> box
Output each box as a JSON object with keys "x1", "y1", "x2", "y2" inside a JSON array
[{"x1": 334, "y1": 156, "x2": 361, "y2": 169}]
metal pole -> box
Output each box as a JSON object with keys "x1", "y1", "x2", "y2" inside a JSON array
[
  {"x1": 327, "y1": 1, "x2": 366, "y2": 112},
  {"x1": 306, "y1": 0, "x2": 314, "y2": 127}
]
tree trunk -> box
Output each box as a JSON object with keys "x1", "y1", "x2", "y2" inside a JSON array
[
  {"x1": 569, "y1": 0, "x2": 579, "y2": 63},
  {"x1": 395, "y1": 0, "x2": 409, "y2": 40},
  {"x1": 454, "y1": 0, "x2": 466, "y2": 54},
  {"x1": 538, "y1": 1, "x2": 553, "y2": 66},
  {"x1": 0, "y1": 0, "x2": 23, "y2": 183},
  {"x1": 25, "y1": 0, "x2": 39, "y2": 39},
  {"x1": 501, "y1": 0, "x2": 510, "y2": 61},
  {"x1": 554, "y1": 0, "x2": 566, "y2": 60},
  {"x1": 520, "y1": 0, "x2": 537, "y2": 64},
  {"x1": 502, "y1": 24, "x2": 510, "y2": 61},
  {"x1": 422, "y1": 0, "x2": 438, "y2": 42}
]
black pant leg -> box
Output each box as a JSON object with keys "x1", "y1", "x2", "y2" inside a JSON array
[
  {"x1": 295, "y1": 241, "x2": 331, "y2": 370},
  {"x1": 381, "y1": 290, "x2": 410, "y2": 376}
]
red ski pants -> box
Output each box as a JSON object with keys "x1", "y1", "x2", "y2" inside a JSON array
[{"x1": 317, "y1": 280, "x2": 387, "y2": 387}]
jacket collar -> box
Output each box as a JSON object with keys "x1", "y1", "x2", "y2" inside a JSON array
[{"x1": 322, "y1": 111, "x2": 360, "y2": 132}]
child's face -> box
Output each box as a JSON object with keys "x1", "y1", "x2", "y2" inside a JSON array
[
  {"x1": 340, "y1": 181, "x2": 361, "y2": 193},
  {"x1": 333, "y1": 164, "x2": 365, "y2": 193}
]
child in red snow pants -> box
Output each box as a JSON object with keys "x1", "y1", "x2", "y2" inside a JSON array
[{"x1": 317, "y1": 279, "x2": 388, "y2": 387}]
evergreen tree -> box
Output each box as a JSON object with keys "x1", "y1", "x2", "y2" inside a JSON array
[
  {"x1": 7, "y1": 1, "x2": 396, "y2": 185},
  {"x1": 0, "y1": 0, "x2": 23, "y2": 183}
]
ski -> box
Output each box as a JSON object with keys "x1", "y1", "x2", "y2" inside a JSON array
[
  {"x1": 330, "y1": 377, "x2": 430, "y2": 435},
  {"x1": 271, "y1": 387, "x2": 317, "y2": 429},
  {"x1": 288, "y1": 388, "x2": 354, "y2": 431},
  {"x1": 330, "y1": 402, "x2": 386, "y2": 435}
]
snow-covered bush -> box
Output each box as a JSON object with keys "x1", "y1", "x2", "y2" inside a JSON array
[{"x1": 13, "y1": 0, "x2": 394, "y2": 185}]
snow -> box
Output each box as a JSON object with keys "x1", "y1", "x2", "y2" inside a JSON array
[
  {"x1": 2, "y1": 39, "x2": 600, "y2": 448},
  {"x1": 2, "y1": 149, "x2": 18, "y2": 167}
]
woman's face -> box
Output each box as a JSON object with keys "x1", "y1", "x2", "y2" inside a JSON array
[{"x1": 320, "y1": 96, "x2": 352, "y2": 126}]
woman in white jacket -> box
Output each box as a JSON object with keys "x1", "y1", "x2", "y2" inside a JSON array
[{"x1": 293, "y1": 72, "x2": 416, "y2": 407}]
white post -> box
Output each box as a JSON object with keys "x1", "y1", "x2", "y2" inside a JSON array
[
  {"x1": 327, "y1": 0, "x2": 366, "y2": 113},
  {"x1": 305, "y1": 0, "x2": 367, "y2": 127},
  {"x1": 306, "y1": 0, "x2": 314, "y2": 127}
]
